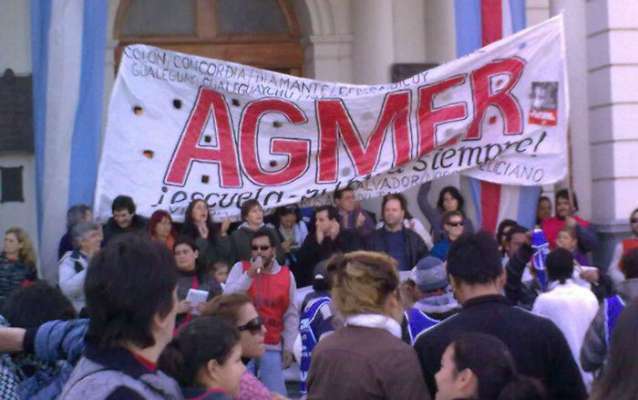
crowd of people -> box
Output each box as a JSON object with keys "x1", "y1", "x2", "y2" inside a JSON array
[{"x1": 0, "y1": 183, "x2": 637, "y2": 399}]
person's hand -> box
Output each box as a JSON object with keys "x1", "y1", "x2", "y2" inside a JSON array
[
  {"x1": 355, "y1": 211, "x2": 367, "y2": 229},
  {"x1": 565, "y1": 216, "x2": 577, "y2": 228},
  {"x1": 329, "y1": 220, "x2": 340, "y2": 239},
  {"x1": 177, "y1": 300, "x2": 192, "y2": 314},
  {"x1": 282, "y1": 350, "x2": 294, "y2": 369},
  {"x1": 194, "y1": 302, "x2": 207, "y2": 315},
  {"x1": 281, "y1": 239, "x2": 293, "y2": 254},
  {"x1": 197, "y1": 223, "x2": 209, "y2": 239},
  {"x1": 247, "y1": 256, "x2": 263, "y2": 278},
  {"x1": 580, "y1": 268, "x2": 600, "y2": 284},
  {"x1": 220, "y1": 219, "x2": 231, "y2": 237},
  {"x1": 316, "y1": 225, "x2": 325, "y2": 245}
]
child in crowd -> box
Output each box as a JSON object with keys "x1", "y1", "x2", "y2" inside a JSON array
[
  {"x1": 556, "y1": 227, "x2": 613, "y2": 299},
  {"x1": 211, "y1": 261, "x2": 230, "y2": 288},
  {"x1": 556, "y1": 227, "x2": 589, "y2": 265}
]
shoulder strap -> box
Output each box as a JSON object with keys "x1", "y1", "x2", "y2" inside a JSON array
[{"x1": 605, "y1": 294, "x2": 626, "y2": 345}]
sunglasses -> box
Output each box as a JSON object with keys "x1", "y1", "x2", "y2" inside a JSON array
[
  {"x1": 251, "y1": 245, "x2": 270, "y2": 251},
  {"x1": 446, "y1": 221, "x2": 464, "y2": 227},
  {"x1": 631, "y1": 218, "x2": 638, "y2": 224},
  {"x1": 237, "y1": 317, "x2": 263, "y2": 333}
]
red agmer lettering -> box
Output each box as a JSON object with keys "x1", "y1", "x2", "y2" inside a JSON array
[
  {"x1": 466, "y1": 57, "x2": 525, "y2": 140},
  {"x1": 164, "y1": 88, "x2": 241, "y2": 187},
  {"x1": 316, "y1": 90, "x2": 411, "y2": 183},
  {"x1": 238, "y1": 98, "x2": 309, "y2": 186}
]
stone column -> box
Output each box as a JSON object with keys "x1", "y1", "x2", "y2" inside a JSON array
[
  {"x1": 549, "y1": 0, "x2": 593, "y2": 219},
  {"x1": 586, "y1": 0, "x2": 638, "y2": 263},
  {"x1": 350, "y1": 0, "x2": 394, "y2": 84}
]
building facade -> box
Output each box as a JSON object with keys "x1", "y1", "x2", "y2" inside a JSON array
[{"x1": 0, "y1": 0, "x2": 635, "y2": 279}]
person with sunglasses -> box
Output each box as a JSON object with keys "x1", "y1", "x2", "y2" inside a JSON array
[
  {"x1": 608, "y1": 207, "x2": 638, "y2": 285},
  {"x1": 430, "y1": 211, "x2": 465, "y2": 262},
  {"x1": 224, "y1": 230, "x2": 298, "y2": 397},
  {"x1": 204, "y1": 294, "x2": 289, "y2": 400}
]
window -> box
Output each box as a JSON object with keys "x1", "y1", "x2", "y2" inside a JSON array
[
  {"x1": 114, "y1": 0, "x2": 303, "y2": 75},
  {"x1": 0, "y1": 166, "x2": 24, "y2": 203}
]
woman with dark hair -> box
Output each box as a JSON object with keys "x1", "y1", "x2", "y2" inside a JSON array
[
  {"x1": 159, "y1": 316, "x2": 245, "y2": 400},
  {"x1": 203, "y1": 294, "x2": 282, "y2": 400},
  {"x1": 536, "y1": 196, "x2": 552, "y2": 225},
  {"x1": 496, "y1": 219, "x2": 518, "y2": 257},
  {"x1": 274, "y1": 205, "x2": 308, "y2": 274},
  {"x1": 0, "y1": 227, "x2": 38, "y2": 308},
  {"x1": 417, "y1": 182, "x2": 475, "y2": 242},
  {"x1": 173, "y1": 237, "x2": 222, "y2": 328},
  {"x1": 435, "y1": 333, "x2": 545, "y2": 400},
  {"x1": 590, "y1": 300, "x2": 638, "y2": 400},
  {"x1": 181, "y1": 199, "x2": 232, "y2": 266},
  {"x1": 148, "y1": 210, "x2": 176, "y2": 252},
  {"x1": 307, "y1": 251, "x2": 429, "y2": 399}
]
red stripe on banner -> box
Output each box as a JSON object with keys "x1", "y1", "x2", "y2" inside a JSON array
[
  {"x1": 480, "y1": 181, "x2": 502, "y2": 233},
  {"x1": 479, "y1": 0, "x2": 503, "y2": 233},
  {"x1": 481, "y1": 0, "x2": 503, "y2": 45}
]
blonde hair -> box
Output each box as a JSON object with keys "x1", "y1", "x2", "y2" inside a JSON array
[
  {"x1": 5, "y1": 227, "x2": 37, "y2": 270},
  {"x1": 328, "y1": 251, "x2": 399, "y2": 316}
]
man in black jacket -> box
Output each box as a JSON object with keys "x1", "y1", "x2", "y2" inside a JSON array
[
  {"x1": 366, "y1": 193, "x2": 428, "y2": 271},
  {"x1": 296, "y1": 205, "x2": 363, "y2": 287},
  {"x1": 101, "y1": 195, "x2": 147, "y2": 246},
  {"x1": 414, "y1": 232, "x2": 587, "y2": 400}
]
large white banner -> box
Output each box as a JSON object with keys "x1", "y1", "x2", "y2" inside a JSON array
[{"x1": 95, "y1": 16, "x2": 568, "y2": 221}]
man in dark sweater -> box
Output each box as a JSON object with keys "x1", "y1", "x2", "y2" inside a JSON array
[
  {"x1": 101, "y1": 195, "x2": 147, "y2": 246},
  {"x1": 414, "y1": 232, "x2": 587, "y2": 400},
  {"x1": 366, "y1": 193, "x2": 428, "y2": 271},
  {"x1": 296, "y1": 205, "x2": 363, "y2": 287}
]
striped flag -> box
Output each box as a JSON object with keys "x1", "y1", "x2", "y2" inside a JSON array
[
  {"x1": 31, "y1": 0, "x2": 108, "y2": 280},
  {"x1": 454, "y1": 0, "x2": 541, "y2": 232}
]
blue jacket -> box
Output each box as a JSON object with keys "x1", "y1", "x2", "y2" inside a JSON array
[
  {"x1": 0, "y1": 317, "x2": 87, "y2": 400},
  {"x1": 26, "y1": 318, "x2": 88, "y2": 399}
]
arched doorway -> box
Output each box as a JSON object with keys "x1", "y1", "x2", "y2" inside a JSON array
[{"x1": 113, "y1": 0, "x2": 304, "y2": 75}]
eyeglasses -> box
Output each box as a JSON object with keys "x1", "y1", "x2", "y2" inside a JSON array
[
  {"x1": 237, "y1": 317, "x2": 263, "y2": 333},
  {"x1": 631, "y1": 218, "x2": 638, "y2": 224},
  {"x1": 251, "y1": 245, "x2": 270, "y2": 251},
  {"x1": 446, "y1": 221, "x2": 464, "y2": 227}
]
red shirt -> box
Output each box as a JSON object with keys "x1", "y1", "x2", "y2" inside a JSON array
[
  {"x1": 242, "y1": 261, "x2": 291, "y2": 345},
  {"x1": 541, "y1": 216, "x2": 590, "y2": 249}
]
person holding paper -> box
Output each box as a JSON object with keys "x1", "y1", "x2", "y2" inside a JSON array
[
  {"x1": 225, "y1": 230, "x2": 298, "y2": 397},
  {"x1": 173, "y1": 237, "x2": 222, "y2": 329}
]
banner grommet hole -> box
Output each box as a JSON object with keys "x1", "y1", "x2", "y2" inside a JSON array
[
  {"x1": 204, "y1": 135, "x2": 212, "y2": 143},
  {"x1": 173, "y1": 99, "x2": 182, "y2": 109},
  {"x1": 133, "y1": 106, "x2": 143, "y2": 115},
  {"x1": 231, "y1": 98, "x2": 240, "y2": 107},
  {"x1": 201, "y1": 175, "x2": 210, "y2": 184},
  {"x1": 273, "y1": 121, "x2": 282, "y2": 128},
  {"x1": 269, "y1": 160, "x2": 278, "y2": 168},
  {"x1": 142, "y1": 150, "x2": 154, "y2": 159}
]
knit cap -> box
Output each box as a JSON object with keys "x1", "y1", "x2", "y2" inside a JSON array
[{"x1": 413, "y1": 256, "x2": 448, "y2": 292}]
